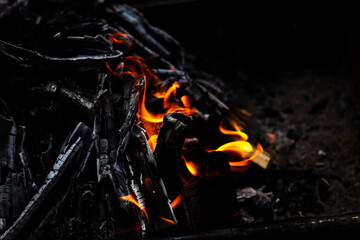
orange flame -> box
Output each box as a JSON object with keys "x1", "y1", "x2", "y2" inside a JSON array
[
  {"x1": 183, "y1": 158, "x2": 201, "y2": 177},
  {"x1": 106, "y1": 48, "x2": 198, "y2": 150},
  {"x1": 148, "y1": 134, "x2": 158, "y2": 151},
  {"x1": 108, "y1": 32, "x2": 132, "y2": 47},
  {"x1": 210, "y1": 117, "x2": 267, "y2": 169},
  {"x1": 182, "y1": 155, "x2": 219, "y2": 178},
  {"x1": 219, "y1": 118, "x2": 248, "y2": 141},
  {"x1": 163, "y1": 82, "x2": 179, "y2": 109},
  {"x1": 180, "y1": 95, "x2": 191, "y2": 108},
  {"x1": 216, "y1": 141, "x2": 253, "y2": 160},
  {"x1": 105, "y1": 39, "x2": 267, "y2": 172},
  {"x1": 171, "y1": 194, "x2": 183, "y2": 210},
  {"x1": 159, "y1": 217, "x2": 177, "y2": 225},
  {"x1": 140, "y1": 81, "x2": 197, "y2": 124},
  {"x1": 120, "y1": 195, "x2": 149, "y2": 222}
]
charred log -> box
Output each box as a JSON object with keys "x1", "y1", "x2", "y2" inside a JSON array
[
  {"x1": 154, "y1": 112, "x2": 192, "y2": 200},
  {"x1": 181, "y1": 139, "x2": 237, "y2": 232},
  {"x1": 0, "y1": 122, "x2": 94, "y2": 240}
]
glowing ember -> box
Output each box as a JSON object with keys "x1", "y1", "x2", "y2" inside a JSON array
[{"x1": 266, "y1": 133, "x2": 276, "y2": 145}]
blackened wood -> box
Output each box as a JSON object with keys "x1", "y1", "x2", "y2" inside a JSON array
[
  {"x1": 192, "y1": 80, "x2": 229, "y2": 118},
  {"x1": 0, "y1": 122, "x2": 94, "y2": 240},
  {"x1": 94, "y1": 78, "x2": 133, "y2": 213},
  {"x1": 0, "y1": 39, "x2": 123, "y2": 73},
  {"x1": 0, "y1": 113, "x2": 26, "y2": 223},
  {"x1": 116, "y1": 78, "x2": 138, "y2": 156},
  {"x1": 154, "y1": 112, "x2": 192, "y2": 200},
  {"x1": 106, "y1": 3, "x2": 184, "y2": 69},
  {"x1": 16, "y1": 126, "x2": 37, "y2": 197},
  {"x1": 59, "y1": 87, "x2": 107, "y2": 113},
  {"x1": 126, "y1": 129, "x2": 177, "y2": 235},
  {"x1": 182, "y1": 139, "x2": 236, "y2": 233},
  {"x1": 0, "y1": 173, "x2": 24, "y2": 220},
  {"x1": 0, "y1": 114, "x2": 16, "y2": 178}
]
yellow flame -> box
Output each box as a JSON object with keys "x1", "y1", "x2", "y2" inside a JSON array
[
  {"x1": 148, "y1": 134, "x2": 158, "y2": 151},
  {"x1": 183, "y1": 159, "x2": 201, "y2": 177},
  {"x1": 219, "y1": 118, "x2": 248, "y2": 141}
]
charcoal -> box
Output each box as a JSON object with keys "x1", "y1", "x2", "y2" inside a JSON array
[{"x1": 0, "y1": 122, "x2": 94, "y2": 240}]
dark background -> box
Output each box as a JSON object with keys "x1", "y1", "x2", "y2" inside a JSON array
[{"x1": 128, "y1": 0, "x2": 359, "y2": 75}]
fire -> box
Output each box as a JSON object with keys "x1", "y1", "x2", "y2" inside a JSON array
[
  {"x1": 212, "y1": 118, "x2": 268, "y2": 169},
  {"x1": 216, "y1": 141, "x2": 253, "y2": 161},
  {"x1": 217, "y1": 143, "x2": 264, "y2": 167},
  {"x1": 107, "y1": 32, "x2": 198, "y2": 150},
  {"x1": 107, "y1": 31, "x2": 268, "y2": 171},
  {"x1": 219, "y1": 118, "x2": 248, "y2": 141},
  {"x1": 159, "y1": 217, "x2": 177, "y2": 225},
  {"x1": 148, "y1": 134, "x2": 158, "y2": 151},
  {"x1": 171, "y1": 194, "x2": 183, "y2": 210},
  {"x1": 182, "y1": 154, "x2": 220, "y2": 178},
  {"x1": 108, "y1": 32, "x2": 132, "y2": 47},
  {"x1": 120, "y1": 194, "x2": 149, "y2": 222},
  {"x1": 183, "y1": 158, "x2": 201, "y2": 177},
  {"x1": 140, "y1": 79, "x2": 196, "y2": 150}
]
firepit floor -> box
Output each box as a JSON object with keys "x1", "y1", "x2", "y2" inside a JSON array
[{"x1": 225, "y1": 68, "x2": 360, "y2": 220}]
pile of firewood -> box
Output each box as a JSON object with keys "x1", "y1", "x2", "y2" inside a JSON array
[{"x1": 0, "y1": 1, "x2": 270, "y2": 239}]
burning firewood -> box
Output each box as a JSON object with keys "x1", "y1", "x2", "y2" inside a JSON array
[{"x1": 0, "y1": 0, "x2": 272, "y2": 239}]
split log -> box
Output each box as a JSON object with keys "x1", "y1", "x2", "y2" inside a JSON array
[
  {"x1": 125, "y1": 127, "x2": 178, "y2": 236},
  {"x1": 0, "y1": 112, "x2": 27, "y2": 224},
  {"x1": 152, "y1": 113, "x2": 194, "y2": 234},
  {"x1": 154, "y1": 112, "x2": 193, "y2": 200},
  {"x1": 181, "y1": 139, "x2": 237, "y2": 232}
]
